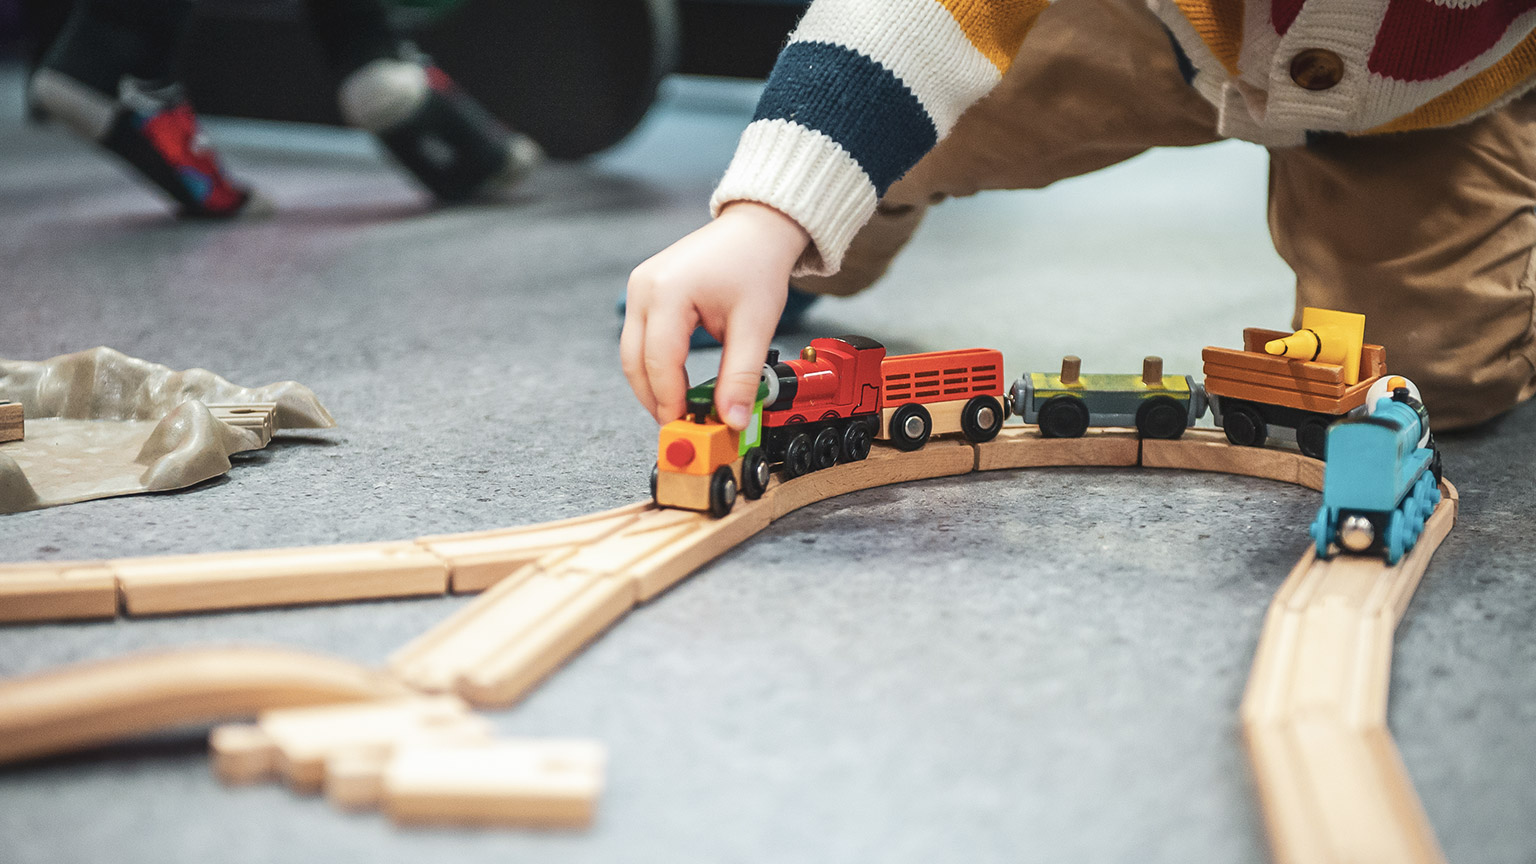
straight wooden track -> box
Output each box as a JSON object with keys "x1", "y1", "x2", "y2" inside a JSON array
[{"x1": 0, "y1": 427, "x2": 1460, "y2": 860}]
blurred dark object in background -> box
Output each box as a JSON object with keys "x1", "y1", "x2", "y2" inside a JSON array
[
  {"x1": 1, "y1": 0, "x2": 23, "y2": 55},
  {"x1": 676, "y1": 0, "x2": 804, "y2": 79},
  {"x1": 17, "y1": 0, "x2": 808, "y2": 158}
]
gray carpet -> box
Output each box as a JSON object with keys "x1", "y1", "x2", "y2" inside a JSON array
[{"x1": 2, "y1": 62, "x2": 1534, "y2": 863}]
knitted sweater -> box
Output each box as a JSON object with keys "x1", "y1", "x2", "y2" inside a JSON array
[{"x1": 711, "y1": 0, "x2": 1536, "y2": 276}]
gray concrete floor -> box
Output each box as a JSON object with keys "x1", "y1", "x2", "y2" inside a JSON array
[{"x1": 2, "y1": 63, "x2": 1535, "y2": 863}]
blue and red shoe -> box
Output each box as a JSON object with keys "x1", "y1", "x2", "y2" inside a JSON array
[{"x1": 103, "y1": 79, "x2": 257, "y2": 219}]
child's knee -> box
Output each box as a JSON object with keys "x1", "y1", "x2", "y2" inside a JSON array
[{"x1": 1401, "y1": 350, "x2": 1536, "y2": 431}]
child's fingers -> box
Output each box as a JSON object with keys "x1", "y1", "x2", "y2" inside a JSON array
[
  {"x1": 643, "y1": 305, "x2": 695, "y2": 424},
  {"x1": 619, "y1": 308, "x2": 658, "y2": 421},
  {"x1": 715, "y1": 309, "x2": 777, "y2": 430}
]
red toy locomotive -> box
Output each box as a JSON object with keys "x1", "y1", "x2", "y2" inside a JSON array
[{"x1": 759, "y1": 336, "x2": 1006, "y2": 478}]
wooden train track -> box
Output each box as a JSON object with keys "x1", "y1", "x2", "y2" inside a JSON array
[
  {"x1": 0, "y1": 428, "x2": 1458, "y2": 861},
  {"x1": 0, "y1": 649, "x2": 607, "y2": 828},
  {"x1": 0, "y1": 647, "x2": 415, "y2": 765},
  {"x1": 0, "y1": 428, "x2": 1141, "y2": 624},
  {"x1": 1243, "y1": 483, "x2": 1457, "y2": 864}
]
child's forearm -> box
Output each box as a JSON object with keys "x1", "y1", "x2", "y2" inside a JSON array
[{"x1": 711, "y1": 0, "x2": 1050, "y2": 275}]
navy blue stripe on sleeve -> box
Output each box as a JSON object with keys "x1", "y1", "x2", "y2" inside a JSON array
[{"x1": 753, "y1": 40, "x2": 939, "y2": 197}]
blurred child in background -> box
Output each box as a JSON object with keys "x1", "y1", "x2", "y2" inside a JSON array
[{"x1": 29, "y1": 0, "x2": 540, "y2": 217}]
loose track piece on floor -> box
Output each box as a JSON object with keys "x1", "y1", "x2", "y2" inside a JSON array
[
  {"x1": 383, "y1": 739, "x2": 606, "y2": 828},
  {"x1": 0, "y1": 648, "x2": 415, "y2": 766},
  {"x1": 211, "y1": 695, "x2": 493, "y2": 793},
  {"x1": 207, "y1": 694, "x2": 602, "y2": 827}
]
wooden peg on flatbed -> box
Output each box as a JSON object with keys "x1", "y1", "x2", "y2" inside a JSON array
[{"x1": 1059, "y1": 356, "x2": 1082, "y2": 386}]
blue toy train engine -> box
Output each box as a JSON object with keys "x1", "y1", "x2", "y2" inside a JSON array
[{"x1": 1308, "y1": 377, "x2": 1443, "y2": 565}]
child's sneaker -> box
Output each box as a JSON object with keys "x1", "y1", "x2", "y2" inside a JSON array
[
  {"x1": 32, "y1": 70, "x2": 258, "y2": 219},
  {"x1": 339, "y1": 56, "x2": 543, "y2": 203}
]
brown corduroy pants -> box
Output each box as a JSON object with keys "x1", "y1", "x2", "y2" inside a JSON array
[{"x1": 792, "y1": 0, "x2": 1536, "y2": 429}]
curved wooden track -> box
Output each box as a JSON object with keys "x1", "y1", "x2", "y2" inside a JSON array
[
  {"x1": 1243, "y1": 482, "x2": 1457, "y2": 864},
  {"x1": 0, "y1": 427, "x2": 1459, "y2": 862},
  {"x1": 0, "y1": 648, "x2": 414, "y2": 765}
]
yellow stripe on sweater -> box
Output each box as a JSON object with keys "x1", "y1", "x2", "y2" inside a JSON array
[
  {"x1": 1170, "y1": 0, "x2": 1242, "y2": 76},
  {"x1": 1368, "y1": 31, "x2": 1536, "y2": 134},
  {"x1": 935, "y1": 0, "x2": 1051, "y2": 73}
]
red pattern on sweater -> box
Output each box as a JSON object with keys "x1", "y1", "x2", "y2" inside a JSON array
[
  {"x1": 1271, "y1": 0, "x2": 1306, "y2": 35},
  {"x1": 1368, "y1": 0, "x2": 1536, "y2": 82}
]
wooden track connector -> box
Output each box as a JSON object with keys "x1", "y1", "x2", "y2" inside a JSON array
[{"x1": 210, "y1": 698, "x2": 604, "y2": 828}]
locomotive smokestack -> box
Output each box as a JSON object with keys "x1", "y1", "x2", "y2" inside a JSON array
[{"x1": 1142, "y1": 356, "x2": 1163, "y2": 387}]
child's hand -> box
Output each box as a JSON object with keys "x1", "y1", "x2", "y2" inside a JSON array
[{"x1": 622, "y1": 201, "x2": 811, "y2": 429}]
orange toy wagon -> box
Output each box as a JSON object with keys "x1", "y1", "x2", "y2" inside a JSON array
[{"x1": 1204, "y1": 308, "x2": 1386, "y2": 460}]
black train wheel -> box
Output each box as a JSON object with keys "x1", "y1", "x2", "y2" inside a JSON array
[
  {"x1": 1135, "y1": 396, "x2": 1186, "y2": 440},
  {"x1": 782, "y1": 432, "x2": 812, "y2": 479},
  {"x1": 841, "y1": 422, "x2": 872, "y2": 463},
  {"x1": 1296, "y1": 416, "x2": 1331, "y2": 460},
  {"x1": 707, "y1": 465, "x2": 737, "y2": 518},
  {"x1": 649, "y1": 462, "x2": 659, "y2": 504},
  {"x1": 811, "y1": 426, "x2": 841, "y2": 471},
  {"x1": 741, "y1": 447, "x2": 769, "y2": 500},
  {"x1": 960, "y1": 396, "x2": 1005, "y2": 443},
  {"x1": 1221, "y1": 400, "x2": 1268, "y2": 448},
  {"x1": 1038, "y1": 395, "x2": 1089, "y2": 439},
  {"x1": 888, "y1": 403, "x2": 932, "y2": 451}
]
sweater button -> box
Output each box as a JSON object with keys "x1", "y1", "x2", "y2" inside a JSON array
[{"x1": 1290, "y1": 49, "x2": 1344, "y2": 90}]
